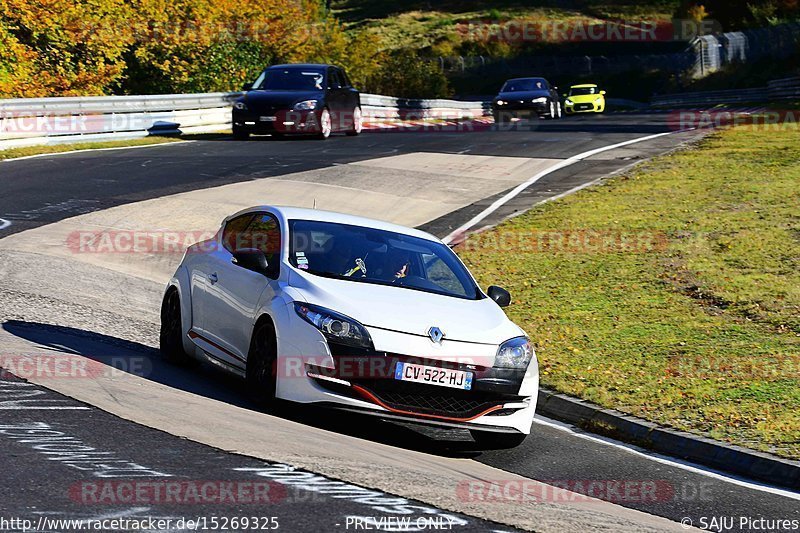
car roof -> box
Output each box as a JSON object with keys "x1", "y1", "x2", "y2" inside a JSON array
[
  {"x1": 571, "y1": 84, "x2": 598, "y2": 88},
  {"x1": 505, "y1": 77, "x2": 546, "y2": 82},
  {"x1": 267, "y1": 64, "x2": 333, "y2": 70},
  {"x1": 228, "y1": 206, "x2": 441, "y2": 243}
]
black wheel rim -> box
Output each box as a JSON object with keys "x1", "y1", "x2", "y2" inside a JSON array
[{"x1": 164, "y1": 291, "x2": 181, "y2": 340}]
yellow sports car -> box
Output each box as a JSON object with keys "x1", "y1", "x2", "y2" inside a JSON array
[{"x1": 563, "y1": 84, "x2": 606, "y2": 114}]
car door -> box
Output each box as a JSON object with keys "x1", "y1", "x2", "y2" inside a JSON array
[
  {"x1": 190, "y1": 213, "x2": 253, "y2": 338},
  {"x1": 201, "y1": 212, "x2": 281, "y2": 367},
  {"x1": 338, "y1": 68, "x2": 360, "y2": 127},
  {"x1": 325, "y1": 67, "x2": 348, "y2": 130}
]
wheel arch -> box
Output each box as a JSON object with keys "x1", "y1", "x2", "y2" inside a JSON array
[{"x1": 163, "y1": 265, "x2": 194, "y2": 355}]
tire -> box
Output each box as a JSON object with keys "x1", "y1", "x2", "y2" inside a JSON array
[
  {"x1": 547, "y1": 100, "x2": 556, "y2": 120},
  {"x1": 346, "y1": 106, "x2": 362, "y2": 136},
  {"x1": 232, "y1": 126, "x2": 250, "y2": 140},
  {"x1": 470, "y1": 431, "x2": 527, "y2": 450},
  {"x1": 316, "y1": 108, "x2": 332, "y2": 140},
  {"x1": 246, "y1": 319, "x2": 278, "y2": 407},
  {"x1": 159, "y1": 288, "x2": 191, "y2": 365}
]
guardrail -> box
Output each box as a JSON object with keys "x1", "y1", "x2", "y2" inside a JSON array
[
  {"x1": 0, "y1": 92, "x2": 491, "y2": 150},
  {"x1": 767, "y1": 76, "x2": 800, "y2": 100},
  {"x1": 651, "y1": 76, "x2": 800, "y2": 107}
]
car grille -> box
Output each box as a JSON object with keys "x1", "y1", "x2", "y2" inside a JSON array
[
  {"x1": 316, "y1": 343, "x2": 524, "y2": 421},
  {"x1": 356, "y1": 380, "x2": 510, "y2": 419}
]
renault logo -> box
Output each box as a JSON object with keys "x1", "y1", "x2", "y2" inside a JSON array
[{"x1": 427, "y1": 327, "x2": 445, "y2": 344}]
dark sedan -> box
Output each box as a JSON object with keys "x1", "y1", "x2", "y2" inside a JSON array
[
  {"x1": 492, "y1": 77, "x2": 562, "y2": 123},
  {"x1": 232, "y1": 64, "x2": 362, "y2": 140}
]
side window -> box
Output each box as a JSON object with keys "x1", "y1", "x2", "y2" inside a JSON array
[
  {"x1": 240, "y1": 214, "x2": 282, "y2": 275},
  {"x1": 221, "y1": 214, "x2": 254, "y2": 253},
  {"x1": 328, "y1": 69, "x2": 342, "y2": 89},
  {"x1": 421, "y1": 253, "x2": 468, "y2": 297},
  {"x1": 338, "y1": 69, "x2": 351, "y2": 88}
]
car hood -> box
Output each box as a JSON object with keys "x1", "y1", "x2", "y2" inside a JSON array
[
  {"x1": 497, "y1": 90, "x2": 550, "y2": 101},
  {"x1": 568, "y1": 94, "x2": 602, "y2": 103},
  {"x1": 288, "y1": 269, "x2": 524, "y2": 346},
  {"x1": 241, "y1": 90, "x2": 322, "y2": 109}
]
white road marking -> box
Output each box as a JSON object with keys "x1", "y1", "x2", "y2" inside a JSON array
[
  {"x1": 534, "y1": 416, "x2": 800, "y2": 501},
  {"x1": 0, "y1": 421, "x2": 171, "y2": 477},
  {"x1": 442, "y1": 129, "x2": 694, "y2": 243},
  {"x1": 1, "y1": 140, "x2": 193, "y2": 163},
  {"x1": 237, "y1": 464, "x2": 470, "y2": 528},
  {"x1": 0, "y1": 218, "x2": 10, "y2": 230},
  {"x1": 0, "y1": 381, "x2": 90, "y2": 410}
]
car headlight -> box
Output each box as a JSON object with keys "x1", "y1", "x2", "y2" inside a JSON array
[
  {"x1": 294, "y1": 302, "x2": 372, "y2": 349},
  {"x1": 565, "y1": 99, "x2": 574, "y2": 105},
  {"x1": 595, "y1": 97, "x2": 603, "y2": 104},
  {"x1": 531, "y1": 97, "x2": 548, "y2": 104},
  {"x1": 233, "y1": 101, "x2": 247, "y2": 110},
  {"x1": 495, "y1": 337, "x2": 533, "y2": 369},
  {"x1": 496, "y1": 100, "x2": 506, "y2": 106},
  {"x1": 293, "y1": 100, "x2": 318, "y2": 111}
]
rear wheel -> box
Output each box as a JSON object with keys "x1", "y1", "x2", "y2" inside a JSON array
[
  {"x1": 246, "y1": 319, "x2": 278, "y2": 407},
  {"x1": 470, "y1": 431, "x2": 527, "y2": 450},
  {"x1": 159, "y1": 288, "x2": 190, "y2": 365},
  {"x1": 346, "y1": 106, "x2": 362, "y2": 136}
]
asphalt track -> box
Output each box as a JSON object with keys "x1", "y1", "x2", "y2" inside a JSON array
[{"x1": 1, "y1": 113, "x2": 798, "y2": 531}]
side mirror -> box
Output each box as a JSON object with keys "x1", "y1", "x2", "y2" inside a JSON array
[
  {"x1": 553, "y1": 86, "x2": 558, "y2": 91},
  {"x1": 232, "y1": 248, "x2": 268, "y2": 275},
  {"x1": 487, "y1": 285, "x2": 511, "y2": 307},
  {"x1": 241, "y1": 83, "x2": 253, "y2": 91},
  {"x1": 600, "y1": 90, "x2": 607, "y2": 95},
  {"x1": 562, "y1": 93, "x2": 568, "y2": 98}
]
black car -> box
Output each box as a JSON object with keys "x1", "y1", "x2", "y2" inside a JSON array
[
  {"x1": 492, "y1": 77, "x2": 562, "y2": 123},
  {"x1": 232, "y1": 64, "x2": 362, "y2": 140}
]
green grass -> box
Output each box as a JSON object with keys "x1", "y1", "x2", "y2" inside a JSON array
[
  {"x1": 333, "y1": 0, "x2": 679, "y2": 51},
  {"x1": 0, "y1": 136, "x2": 186, "y2": 160},
  {"x1": 458, "y1": 126, "x2": 800, "y2": 458},
  {"x1": 0, "y1": 132, "x2": 235, "y2": 161}
]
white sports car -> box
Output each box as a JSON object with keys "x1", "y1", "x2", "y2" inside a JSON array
[{"x1": 160, "y1": 206, "x2": 538, "y2": 448}]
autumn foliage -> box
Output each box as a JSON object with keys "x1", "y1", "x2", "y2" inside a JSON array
[{"x1": 0, "y1": 0, "x2": 434, "y2": 98}]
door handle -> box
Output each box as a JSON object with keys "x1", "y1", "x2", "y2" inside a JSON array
[{"x1": 208, "y1": 273, "x2": 218, "y2": 284}]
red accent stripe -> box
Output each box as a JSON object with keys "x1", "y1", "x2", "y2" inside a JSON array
[
  {"x1": 188, "y1": 330, "x2": 246, "y2": 363},
  {"x1": 351, "y1": 384, "x2": 502, "y2": 422}
]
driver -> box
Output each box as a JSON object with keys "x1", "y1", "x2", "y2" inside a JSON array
[
  {"x1": 382, "y1": 250, "x2": 411, "y2": 281},
  {"x1": 314, "y1": 234, "x2": 355, "y2": 275}
]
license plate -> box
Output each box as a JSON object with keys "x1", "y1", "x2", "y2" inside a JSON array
[
  {"x1": 260, "y1": 116, "x2": 277, "y2": 122},
  {"x1": 394, "y1": 362, "x2": 473, "y2": 390}
]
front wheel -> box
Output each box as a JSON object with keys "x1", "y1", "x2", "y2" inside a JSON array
[
  {"x1": 316, "y1": 108, "x2": 332, "y2": 140},
  {"x1": 546, "y1": 100, "x2": 557, "y2": 120},
  {"x1": 246, "y1": 320, "x2": 278, "y2": 407},
  {"x1": 470, "y1": 431, "x2": 527, "y2": 450},
  {"x1": 159, "y1": 288, "x2": 191, "y2": 365}
]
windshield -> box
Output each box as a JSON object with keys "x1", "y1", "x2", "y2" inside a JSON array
[
  {"x1": 570, "y1": 86, "x2": 599, "y2": 96},
  {"x1": 289, "y1": 220, "x2": 481, "y2": 300},
  {"x1": 253, "y1": 69, "x2": 325, "y2": 91},
  {"x1": 501, "y1": 78, "x2": 546, "y2": 92}
]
